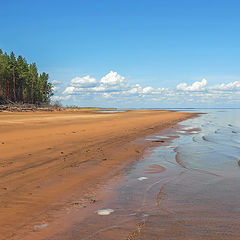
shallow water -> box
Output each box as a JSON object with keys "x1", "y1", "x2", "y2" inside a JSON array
[{"x1": 46, "y1": 109, "x2": 240, "y2": 240}]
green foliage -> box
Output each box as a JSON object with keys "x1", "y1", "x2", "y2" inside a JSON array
[{"x1": 0, "y1": 49, "x2": 53, "y2": 104}]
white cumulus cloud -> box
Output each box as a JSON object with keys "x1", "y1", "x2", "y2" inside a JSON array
[
  {"x1": 62, "y1": 86, "x2": 75, "y2": 95},
  {"x1": 100, "y1": 71, "x2": 125, "y2": 85},
  {"x1": 70, "y1": 75, "x2": 97, "y2": 88},
  {"x1": 210, "y1": 81, "x2": 240, "y2": 91},
  {"x1": 177, "y1": 78, "x2": 207, "y2": 91},
  {"x1": 142, "y1": 86, "x2": 154, "y2": 94}
]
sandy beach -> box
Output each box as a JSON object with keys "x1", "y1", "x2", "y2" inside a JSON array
[
  {"x1": 2, "y1": 1, "x2": 240, "y2": 239},
  {"x1": 0, "y1": 109, "x2": 196, "y2": 240}
]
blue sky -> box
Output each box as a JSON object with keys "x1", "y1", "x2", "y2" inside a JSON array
[{"x1": 1, "y1": 0, "x2": 240, "y2": 108}]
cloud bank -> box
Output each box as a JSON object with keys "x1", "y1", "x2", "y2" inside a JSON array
[{"x1": 51, "y1": 71, "x2": 240, "y2": 107}]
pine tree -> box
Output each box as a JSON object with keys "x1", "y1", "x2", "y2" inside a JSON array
[{"x1": 0, "y1": 49, "x2": 53, "y2": 104}]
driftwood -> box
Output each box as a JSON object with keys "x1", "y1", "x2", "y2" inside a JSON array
[
  {"x1": 0, "y1": 95, "x2": 64, "y2": 112},
  {"x1": 0, "y1": 104, "x2": 62, "y2": 112}
]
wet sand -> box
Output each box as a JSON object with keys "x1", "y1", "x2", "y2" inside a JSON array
[{"x1": 0, "y1": 109, "x2": 196, "y2": 240}]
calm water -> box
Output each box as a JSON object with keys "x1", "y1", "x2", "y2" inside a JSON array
[{"x1": 47, "y1": 109, "x2": 240, "y2": 240}]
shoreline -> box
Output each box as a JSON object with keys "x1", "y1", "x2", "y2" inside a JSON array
[{"x1": 0, "y1": 110, "x2": 197, "y2": 239}]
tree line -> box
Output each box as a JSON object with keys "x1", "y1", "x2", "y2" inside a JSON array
[{"x1": 0, "y1": 49, "x2": 53, "y2": 104}]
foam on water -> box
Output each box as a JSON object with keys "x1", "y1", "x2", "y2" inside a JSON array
[
  {"x1": 137, "y1": 177, "x2": 148, "y2": 181},
  {"x1": 97, "y1": 209, "x2": 114, "y2": 216}
]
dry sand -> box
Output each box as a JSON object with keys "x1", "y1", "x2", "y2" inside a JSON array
[{"x1": 0, "y1": 109, "x2": 196, "y2": 239}]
